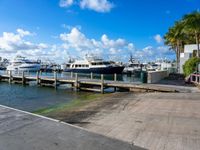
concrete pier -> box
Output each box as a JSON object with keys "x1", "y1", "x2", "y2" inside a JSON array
[
  {"x1": 147, "y1": 70, "x2": 168, "y2": 84},
  {"x1": 0, "y1": 105, "x2": 144, "y2": 150}
]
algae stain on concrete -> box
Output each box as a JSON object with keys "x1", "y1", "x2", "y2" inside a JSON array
[{"x1": 33, "y1": 93, "x2": 105, "y2": 116}]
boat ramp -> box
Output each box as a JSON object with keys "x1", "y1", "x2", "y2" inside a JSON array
[{"x1": 0, "y1": 104, "x2": 144, "y2": 150}]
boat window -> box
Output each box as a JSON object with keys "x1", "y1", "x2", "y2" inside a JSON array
[
  {"x1": 14, "y1": 62, "x2": 22, "y2": 66},
  {"x1": 99, "y1": 62, "x2": 103, "y2": 65},
  {"x1": 26, "y1": 62, "x2": 35, "y2": 64},
  {"x1": 104, "y1": 62, "x2": 110, "y2": 65}
]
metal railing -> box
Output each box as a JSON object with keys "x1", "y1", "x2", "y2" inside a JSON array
[{"x1": 190, "y1": 74, "x2": 200, "y2": 85}]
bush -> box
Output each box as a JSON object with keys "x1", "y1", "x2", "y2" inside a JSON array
[{"x1": 183, "y1": 57, "x2": 200, "y2": 76}]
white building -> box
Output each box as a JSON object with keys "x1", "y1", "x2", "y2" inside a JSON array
[{"x1": 180, "y1": 44, "x2": 199, "y2": 73}]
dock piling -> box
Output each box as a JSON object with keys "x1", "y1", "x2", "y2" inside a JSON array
[
  {"x1": 91, "y1": 72, "x2": 93, "y2": 80},
  {"x1": 54, "y1": 71, "x2": 57, "y2": 89},
  {"x1": 74, "y1": 73, "x2": 79, "y2": 90},
  {"x1": 114, "y1": 73, "x2": 117, "y2": 81},
  {"x1": 101, "y1": 74, "x2": 104, "y2": 94},
  {"x1": 9, "y1": 70, "x2": 12, "y2": 84},
  {"x1": 114, "y1": 73, "x2": 117, "y2": 92},
  {"x1": 71, "y1": 72, "x2": 73, "y2": 78},
  {"x1": 22, "y1": 71, "x2": 26, "y2": 85},
  {"x1": 36, "y1": 71, "x2": 40, "y2": 85}
]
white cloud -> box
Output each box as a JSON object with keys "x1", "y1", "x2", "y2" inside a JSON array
[
  {"x1": 109, "y1": 48, "x2": 121, "y2": 54},
  {"x1": 0, "y1": 29, "x2": 44, "y2": 53},
  {"x1": 59, "y1": 0, "x2": 74, "y2": 7},
  {"x1": 80, "y1": 0, "x2": 113, "y2": 13},
  {"x1": 154, "y1": 34, "x2": 163, "y2": 44},
  {"x1": 17, "y1": 29, "x2": 32, "y2": 37},
  {"x1": 101, "y1": 34, "x2": 126, "y2": 48},
  {"x1": 132, "y1": 46, "x2": 174, "y2": 62},
  {"x1": 59, "y1": 0, "x2": 114, "y2": 13},
  {"x1": 128, "y1": 43, "x2": 135, "y2": 51},
  {"x1": 59, "y1": 27, "x2": 133, "y2": 61},
  {"x1": 0, "y1": 28, "x2": 175, "y2": 63},
  {"x1": 0, "y1": 29, "x2": 51, "y2": 60},
  {"x1": 60, "y1": 27, "x2": 93, "y2": 50},
  {"x1": 61, "y1": 24, "x2": 82, "y2": 30}
]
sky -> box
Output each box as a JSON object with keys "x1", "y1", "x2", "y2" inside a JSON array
[{"x1": 0, "y1": 0, "x2": 199, "y2": 63}]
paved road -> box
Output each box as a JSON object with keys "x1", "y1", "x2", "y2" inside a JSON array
[{"x1": 0, "y1": 105, "x2": 144, "y2": 150}]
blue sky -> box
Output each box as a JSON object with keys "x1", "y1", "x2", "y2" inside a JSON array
[{"x1": 0, "y1": 0, "x2": 199, "y2": 63}]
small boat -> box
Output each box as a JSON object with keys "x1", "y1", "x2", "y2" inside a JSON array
[
  {"x1": 7, "y1": 56, "x2": 41, "y2": 72},
  {"x1": 62, "y1": 56, "x2": 124, "y2": 74}
]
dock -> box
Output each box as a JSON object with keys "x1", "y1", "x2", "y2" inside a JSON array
[
  {"x1": 0, "y1": 71, "x2": 179, "y2": 93},
  {"x1": 0, "y1": 104, "x2": 144, "y2": 150}
]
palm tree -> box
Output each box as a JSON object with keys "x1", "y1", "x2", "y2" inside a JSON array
[
  {"x1": 183, "y1": 11, "x2": 200, "y2": 57},
  {"x1": 164, "y1": 21, "x2": 185, "y2": 72}
]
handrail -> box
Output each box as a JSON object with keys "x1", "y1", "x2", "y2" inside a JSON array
[{"x1": 190, "y1": 74, "x2": 200, "y2": 84}]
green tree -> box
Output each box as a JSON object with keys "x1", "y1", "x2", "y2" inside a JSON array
[
  {"x1": 164, "y1": 21, "x2": 185, "y2": 72},
  {"x1": 183, "y1": 11, "x2": 200, "y2": 57},
  {"x1": 183, "y1": 57, "x2": 200, "y2": 76}
]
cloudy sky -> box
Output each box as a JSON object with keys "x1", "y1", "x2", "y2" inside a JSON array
[{"x1": 0, "y1": 0, "x2": 199, "y2": 63}]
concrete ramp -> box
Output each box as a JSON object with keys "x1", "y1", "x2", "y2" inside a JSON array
[{"x1": 0, "y1": 105, "x2": 145, "y2": 150}]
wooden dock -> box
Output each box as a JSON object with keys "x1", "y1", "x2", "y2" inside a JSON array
[{"x1": 0, "y1": 71, "x2": 179, "y2": 93}]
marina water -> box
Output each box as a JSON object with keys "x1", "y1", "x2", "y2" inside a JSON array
[{"x1": 0, "y1": 70, "x2": 140, "y2": 112}]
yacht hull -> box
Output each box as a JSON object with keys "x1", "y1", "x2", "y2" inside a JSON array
[
  {"x1": 63, "y1": 66, "x2": 124, "y2": 74},
  {"x1": 7, "y1": 64, "x2": 40, "y2": 72}
]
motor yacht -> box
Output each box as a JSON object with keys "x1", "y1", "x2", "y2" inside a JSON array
[
  {"x1": 7, "y1": 56, "x2": 40, "y2": 72},
  {"x1": 62, "y1": 55, "x2": 124, "y2": 74}
]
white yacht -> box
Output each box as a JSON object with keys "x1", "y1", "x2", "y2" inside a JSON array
[
  {"x1": 62, "y1": 55, "x2": 124, "y2": 74},
  {"x1": 7, "y1": 56, "x2": 41, "y2": 72},
  {"x1": 123, "y1": 55, "x2": 142, "y2": 73}
]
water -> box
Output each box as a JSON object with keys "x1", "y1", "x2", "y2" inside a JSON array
[
  {"x1": 0, "y1": 70, "x2": 140, "y2": 112},
  {"x1": 0, "y1": 82, "x2": 94, "y2": 112}
]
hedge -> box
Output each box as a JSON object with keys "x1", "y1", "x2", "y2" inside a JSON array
[{"x1": 183, "y1": 57, "x2": 200, "y2": 76}]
